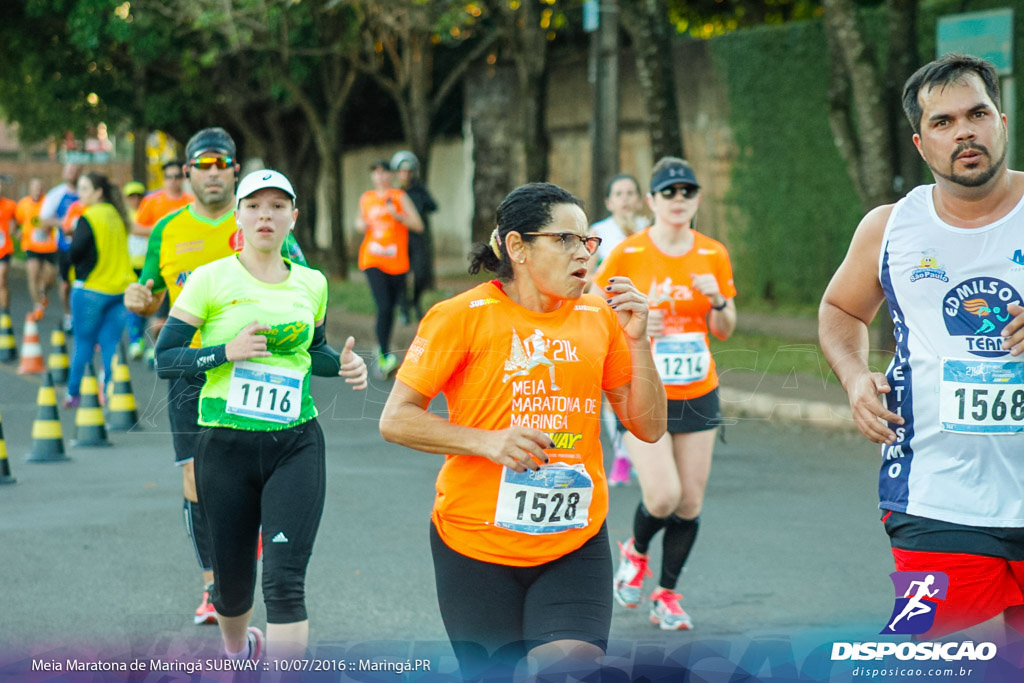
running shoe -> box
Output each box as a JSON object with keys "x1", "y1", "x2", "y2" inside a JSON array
[
  {"x1": 613, "y1": 538, "x2": 651, "y2": 609},
  {"x1": 62, "y1": 314, "x2": 73, "y2": 334},
  {"x1": 608, "y1": 456, "x2": 631, "y2": 487},
  {"x1": 194, "y1": 585, "x2": 218, "y2": 625},
  {"x1": 62, "y1": 394, "x2": 80, "y2": 409},
  {"x1": 377, "y1": 352, "x2": 400, "y2": 379},
  {"x1": 128, "y1": 340, "x2": 145, "y2": 361},
  {"x1": 226, "y1": 626, "x2": 263, "y2": 661},
  {"x1": 649, "y1": 587, "x2": 693, "y2": 630},
  {"x1": 30, "y1": 305, "x2": 45, "y2": 322},
  {"x1": 144, "y1": 347, "x2": 155, "y2": 370}
]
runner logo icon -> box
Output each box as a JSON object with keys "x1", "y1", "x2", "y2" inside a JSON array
[{"x1": 881, "y1": 571, "x2": 948, "y2": 635}]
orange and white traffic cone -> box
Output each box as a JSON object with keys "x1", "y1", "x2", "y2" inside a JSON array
[
  {"x1": 47, "y1": 329, "x2": 70, "y2": 384},
  {"x1": 0, "y1": 311, "x2": 16, "y2": 363},
  {"x1": 25, "y1": 372, "x2": 69, "y2": 463},
  {"x1": 17, "y1": 314, "x2": 46, "y2": 375},
  {"x1": 72, "y1": 364, "x2": 111, "y2": 448},
  {"x1": 0, "y1": 410, "x2": 15, "y2": 484}
]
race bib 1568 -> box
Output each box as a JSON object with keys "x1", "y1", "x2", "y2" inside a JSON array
[{"x1": 939, "y1": 358, "x2": 1024, "y2": 434}]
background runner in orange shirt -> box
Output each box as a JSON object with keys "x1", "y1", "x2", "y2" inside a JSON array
[
  {"x1": 355, "y1": 159, "x2": 423, "y2": 378},
  {"x1": 0, "y1": 175, "x2": 18, "y2": 313},
  {"x1": 380, "y1": 182, "x2": 666, "y2": 680},
  {"x1": 594, "y1": 157, "x2": 737, "y2": 631},
  {"x1": 17, "y1": 178, "x2": 53, "y2": 319}
]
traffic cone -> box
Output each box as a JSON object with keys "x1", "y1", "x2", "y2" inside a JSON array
[
  {"x1": 0, "y1": 311, "x2": 16, "y2": 363},
  {"x1": 47, "y1": 329, "x2": 69, "y2": 384},
  {"x1": 0, "y1": 410, "x2": 15, "y2": 484},
  {"x1": 17, "y1": 314, "x2": 46, "y2": 374},
  {"x1": 25, "y1": 372, "x2": 69, "y2": 463},
  {"x1": 73, "y1": 364, "x2": 111, "y2": 448},
  {"x1": 108, "y1": 345, "x2": 140, "y2": 431}
]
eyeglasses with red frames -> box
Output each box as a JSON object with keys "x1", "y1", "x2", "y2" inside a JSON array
[
  {"x1": 658, "y1": 185, "x2": 699, "y2": 200},
  {"x1": 521, "y1": 232, "x2": 603, "y2": 255},
  {"x1": 191, "y1": 156, "x2": 235, "y2": 170}
]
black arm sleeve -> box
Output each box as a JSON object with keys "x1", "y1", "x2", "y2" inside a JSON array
[
  {"x1": 155, "y1": 316, "x2": 229, "y2": 379},
  {"x1": 68, "y1": 217, "x2": 96, "y2": 276},
  {"x1": 309, "y1": 322, "x2": 342, "y2": 377}
]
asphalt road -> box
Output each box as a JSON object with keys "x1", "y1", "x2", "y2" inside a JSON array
[{"x1": 0, "y1": 270, "x2": 910, "y2": 680}]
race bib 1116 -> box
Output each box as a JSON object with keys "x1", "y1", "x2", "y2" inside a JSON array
[{"x1": 226, "y1": 360, "x2": 304, "y2": 424}]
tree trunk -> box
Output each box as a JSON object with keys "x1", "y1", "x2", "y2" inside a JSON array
[
  {"x1": 621, "y1": 0, "x2": 684, "y2": 160},
  {"x1": 885, "y1": 0, "x2": 921, "y2": 195},
  {"x1": 467, "y1": 64, "x2": 519, "y2": 245},
  {"x1": 822, "y1": 0, "x2": 896, "y2": 210},
  {"x1": 513, "y1": 1, "x2": 550, "y2": 182}
]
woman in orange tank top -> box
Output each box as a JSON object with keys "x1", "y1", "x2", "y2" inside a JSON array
[
  {"x1": 355, "y1": 160, "x2": 423, "y2": 379},
  {"x1": 380, "y1": 182, "x2": 666, "y2": 680}
]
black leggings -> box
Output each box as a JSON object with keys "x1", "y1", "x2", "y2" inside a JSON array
[
  {"x1": 429, "y1": 522, "x2": 612, "y2": 677},
  {"x1": 364, "y1": 267, "x2": 406, "y2": 354},
  {"x1": 194, "y1": 419, "x2": 326, "y2": 623}
]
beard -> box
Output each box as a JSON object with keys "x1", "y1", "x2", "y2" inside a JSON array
[{"x1": 930, "y1": 139, "x2": 1008, "y2": 188}]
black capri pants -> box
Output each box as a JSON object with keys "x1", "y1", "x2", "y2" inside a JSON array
[
  {"x1": 429, "y1": 522, "x2": 612, "y2": 677},
  {"x1": 363, "y1": 266, "x2": 406, "y2": 353},
  {"x1": 194, "y1": 418, "x2": 326, "y2": 623}
]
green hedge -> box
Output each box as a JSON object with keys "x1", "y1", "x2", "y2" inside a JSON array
[{"x1": 708, "y1": 0, "x2": 1024, "y2": 306}]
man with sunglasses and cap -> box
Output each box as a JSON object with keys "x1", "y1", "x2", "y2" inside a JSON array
[
  {"x1": 594, "y1": 156, "x2": 737, "y2": 631},
  {"x1": 128, "y1": 163, "x2": 194, "y2": 361},
  {"x1": 124, "y1": 127, "x2": 307, "y2": 628}
]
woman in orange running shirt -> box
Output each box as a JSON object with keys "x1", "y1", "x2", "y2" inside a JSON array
[
  {"x1": 355, "y1": 160, "x2": 423, "y2": 378},
  {"x1": 594, "y1": 157, "x2": 737, "y2": 632},
  {"x1": 380, "y1": 182, "x2": 666, "y2": 679}
]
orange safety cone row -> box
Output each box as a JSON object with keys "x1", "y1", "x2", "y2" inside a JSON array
[
  {"x1": 17, "y1": 314, "x2": 46, "y2": 374},
  {"x1": 108, "y1": 345, "x2": 140, "y2": 431},
  {"x1": 0, "y1": 410, "x2": 15, "y2": 484},
  {"x1": 47, "y1": 329, "x2": 69, "y2": 384},
  {"x1": 73, "y1": 364, "x2": 111, "y2": 448},
  {"x1": 26, "y1": 372, "x2": 69, "y2": 463},
  {"x1": 0, "y1": 311, "x2": 16, "y2": 363}
]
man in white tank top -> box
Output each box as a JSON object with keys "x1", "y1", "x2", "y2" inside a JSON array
[{"x1": 820, "y1": 54, "x2": 1024, "y2": 639}]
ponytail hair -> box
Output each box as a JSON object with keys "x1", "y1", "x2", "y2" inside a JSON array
[
  {"x1": 83, "y1": 171, "x2": 129, "y2": 229},
  {"x1": 468, "y1": 182, "x2": 584, "y2": 279}
]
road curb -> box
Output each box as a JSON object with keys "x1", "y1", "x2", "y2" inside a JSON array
[{"x1": 719, "y1": 385, "x2": 857, "y2": 433}]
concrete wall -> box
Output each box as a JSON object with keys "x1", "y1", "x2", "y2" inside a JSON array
[{"x1": 343, "y1": 39, "x2": 737, "y2": 274}]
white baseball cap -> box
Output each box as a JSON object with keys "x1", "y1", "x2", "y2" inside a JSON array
[{"x1": 236, "y1": 169, "x2": 296, "y2": 207}]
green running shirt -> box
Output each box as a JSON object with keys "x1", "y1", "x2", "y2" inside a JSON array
[{"x1": 173, "y1": 255, "x2": 328, "y2": 431}]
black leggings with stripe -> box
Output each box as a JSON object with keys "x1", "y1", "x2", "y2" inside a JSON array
[{"x1": 194, "y1": 419, "x2": 326, "y2": 623}]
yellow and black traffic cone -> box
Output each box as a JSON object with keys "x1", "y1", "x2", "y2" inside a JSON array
[
  {"x1": 108, "y1": 345, "x2": 140, "y2": 431},
  {"x1": 26, "y1": 372, "x2": 69, "y2": 463},
  {"x1": 0, "y1": 311, "x2": 16, "y2": 363},
  {"x1": 0, "y1": 410, "x2": 15, "y2": 484},
  {"x1": 47, "y1": 329, "x2": 69, "y2": 384},
  {"x1": 73, "y1": 364, "x2": 111, "y2": 448}
]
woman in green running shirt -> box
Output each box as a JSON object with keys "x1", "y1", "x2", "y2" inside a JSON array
[{"x1": 155, "y1": 170, "x2": 367, "y2": 661}]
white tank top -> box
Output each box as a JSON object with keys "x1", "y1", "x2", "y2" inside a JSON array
[{"x1": 878, "y1": 183, "x2": 1024, "y2": 527}]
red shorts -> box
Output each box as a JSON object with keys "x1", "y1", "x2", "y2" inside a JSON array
[{"x1": 891, "y1": 547, "x2": 1024, "y2": 638}]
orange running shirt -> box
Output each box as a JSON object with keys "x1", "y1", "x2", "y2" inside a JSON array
[
  {"x1": 135, "y1": 190, "x2": 195, "y2": 228},
  {"x1": 17, "y1": 195, "x2": 54, "y2": 253},
  {"x1": 397, "y1": 281, "x2": 634, "y2": 566},
  {"x1": 0, "y1": 198, "x2": 16, "y2": 258},
  {"x1": 594, "y1": 229, "x2": 736, "y2": 401},
  {"x1": 62, "y1": 200, "x2": 85, "y2": 234},
  {"x1": 357, "y1": 189, "x2": 410, "y2": 275}
]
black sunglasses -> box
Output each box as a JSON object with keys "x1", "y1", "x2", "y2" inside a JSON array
[
  {"x1": 658, "y1": 185, "x2": 699, "y2": 200},
  {"x1": 521, "y1": 232, "x2": 602, "y2": 255}
]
